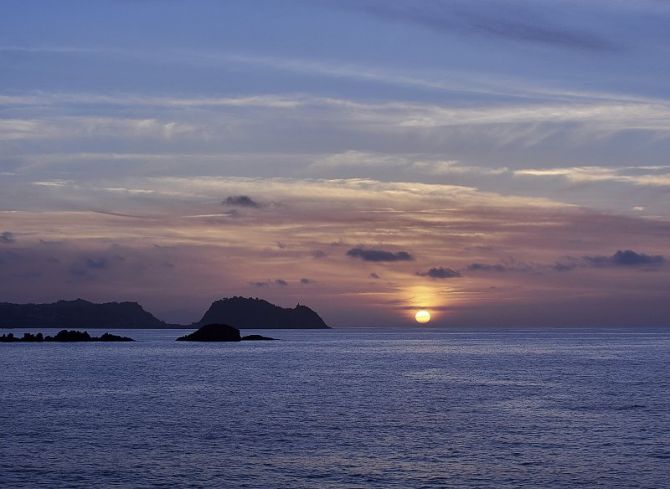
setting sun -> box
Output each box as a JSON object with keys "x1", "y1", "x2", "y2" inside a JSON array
[{"x1": 415, "y1": 310, "x2": 431, "y2": 324}]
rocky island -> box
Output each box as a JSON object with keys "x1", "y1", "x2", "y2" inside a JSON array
[
  {"x1": 0, "y1": 330, "x2": 134, "y2": 342},
  {"x1": 176, "y1": 323, "x2": 276, "y2": 342},
  {"x1": 196, "y1": 297, "x2": 330, "y2": 329}
]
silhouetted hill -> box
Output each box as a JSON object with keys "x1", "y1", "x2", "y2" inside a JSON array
[
  {"x1": 197, "y1": 297, "x2": 330, "y2": 329},
  {"x1": 0, "y1": 299, "x2": 166, "y2": 329}
]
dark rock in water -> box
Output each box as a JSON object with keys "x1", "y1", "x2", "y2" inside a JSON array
[
  {"x1": 241, "y1": 334, "x2": 276, "y2": 341},
  {"x1": 22, "y1": 332, "x2": 42, "y2": 342},
  {"x1": 0, "y1": 333, "x2": 18, "y2": 342},
  {"x1": 0, "y1": 298, "x2": 166, "y2": 328},
  {"x1": 176, "y1": 323, "x2": 242, "y2": 342},
  {"x1": 0, "y1": 330, "x2": 135, "y2": 342},
  {"x1": 53, "y1": 330, "x2": 92, "y2": 342},
  {"x1": 196, "y1": 296, "x2": 329, "y2": 329},
  {"x1": 99, "y1": 333, "x2": 134, "y2": 342}
]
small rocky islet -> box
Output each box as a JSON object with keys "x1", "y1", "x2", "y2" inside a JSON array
[
  {"x1": 0, "y1": 330, "x2": 134, "y2": 342},
  {"x1": 1, "y1": 324, "x2": 276, "y2": 343},
  {"x1": 176, "y1": 323, "x2": 276, "y2": 342}
]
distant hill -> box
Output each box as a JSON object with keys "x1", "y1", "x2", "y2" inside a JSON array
[
  {"x1": 0, "y1": 299, "x2": 167, "y2": 329},
  {"x1": 197, "y1": 297, "x2": 330, "y2": 329}
]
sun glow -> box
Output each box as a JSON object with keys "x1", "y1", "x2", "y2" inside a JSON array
[{"x1": 415, "y1": 310, "x2": 431, "y2": 324}]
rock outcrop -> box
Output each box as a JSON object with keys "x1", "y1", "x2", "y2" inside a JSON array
[
  {"x1": 176, "y1": 323, "x2": 276, "y2": 342},
  {"x1": 0, "y1": 330, "x2": 134, "y2": 342}
]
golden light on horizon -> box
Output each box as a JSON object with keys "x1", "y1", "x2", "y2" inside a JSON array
[
  {"x1": 415, "y1": 310, "x2": 431, "y2": 324},
  {"x1": 402, "y1": 285, "x2": 441, "y2": 324}
]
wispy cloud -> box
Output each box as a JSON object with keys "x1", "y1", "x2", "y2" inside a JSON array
[
  {"x1": 465, "y1": 261, "x2": 536, "y2": 273},
  {"x1": 0, "y1": 116, "x2": 197, "y2": 141},
  {"x1": 348, "y1": 0, "x2": 617, "y2": 52},
  {"x1": 515, "y1": 166, "x2": 670, "y2": 187},
  {"x1": 0, "y1": 231, "x2": 15, "y2": 244},
  {"x1": 0, "y1": 92, "x2": 304, "y2": 109},
  {"x1": 556, "y1": 249, "x2": 666, "y2": 270},
  {"x1": 5, "y1": 93, "x2": 670, "y2": 147}
]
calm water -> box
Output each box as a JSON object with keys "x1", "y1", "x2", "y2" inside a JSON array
[{"x1": 1, "y1": 328, "x2": 669, "y2": 488}]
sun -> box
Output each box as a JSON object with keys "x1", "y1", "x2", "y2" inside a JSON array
[{"x1": 415, "y1": 310, "x2": 431, "y2": 324}]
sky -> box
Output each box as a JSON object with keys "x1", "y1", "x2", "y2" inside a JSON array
[{"x1": 1, "y1": 0, "x2": 669, "y2": 327}]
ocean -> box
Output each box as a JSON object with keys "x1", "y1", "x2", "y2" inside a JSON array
[{"x1": 1, "y1": 328, "x2": 669, "y2": 488}]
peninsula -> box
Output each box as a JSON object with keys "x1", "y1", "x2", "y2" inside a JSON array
[{"x1": 0, "y1": 299, "x2": 166, "y2": 329}]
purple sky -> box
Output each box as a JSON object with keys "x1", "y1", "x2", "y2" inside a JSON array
[{"x1": 1, "y1": 1, "x2": 669, "y2": 326}]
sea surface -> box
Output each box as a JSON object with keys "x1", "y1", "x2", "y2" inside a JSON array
[{"x1": 1, "y1": 328, "x2": 669, "y2": 488}]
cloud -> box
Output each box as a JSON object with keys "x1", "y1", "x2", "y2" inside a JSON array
[
  {"x1": 346, "y1": 247, "x2": 413, "y2": 262},
  {"x1": 68, "y1": 253, "x2": 127, "y2": 280},
  {"x1": 463, "y1": 251, "x2": 664, "y2": 275},
  {"x1": 0, "y1": 117, "x2": 197, "y2": 142},
  {"x1": 555, "y1": 249, "x2": 666, "y2": 271},
  {"x1": 250, "y1": 279, "x2": 289, "y2": 287},
  {"x1": 552, "y1": 262, "x2": 576, "y2": 272},
  {"x1": 466, "y1": 263, "x2": 510, "y2": 273},
  {"x1": 465, "y1": 261, "x2": 536, "y2": 273},
  {"x1": 0, "y1": 232, "x2": 15, "y2": 244},
  {"x1": 0, "y1": 91, "x2": 307, "y2": 111},
  {"x1": 312, "y1": 150, "x2": 408, "y2": 169},
  {"x1": 350, "y1": 0, "x2": 616, "y2": 52},
  {"x1": 85, "y1": 257, "x2": 109, "y2": 270},
  {"x1": 7, "y1": 92, "x2": 670, "y2": 186},
  {"x1": 585, "y1": 250, "x2": 665, "y2": 267},
  {"x1": 417, "y1": 267, "x2": 461, "y2": 279},
  {"x1": 515, "y1": 166, "x2": 670, "y2": 187},
  {"x1": 223, "y1": 195, "x2": 260, "y2": 208}
]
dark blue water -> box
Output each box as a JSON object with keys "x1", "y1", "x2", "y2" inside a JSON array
[{"x1": 1, "y1": 328, "x2": 669, "y2": 488}]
